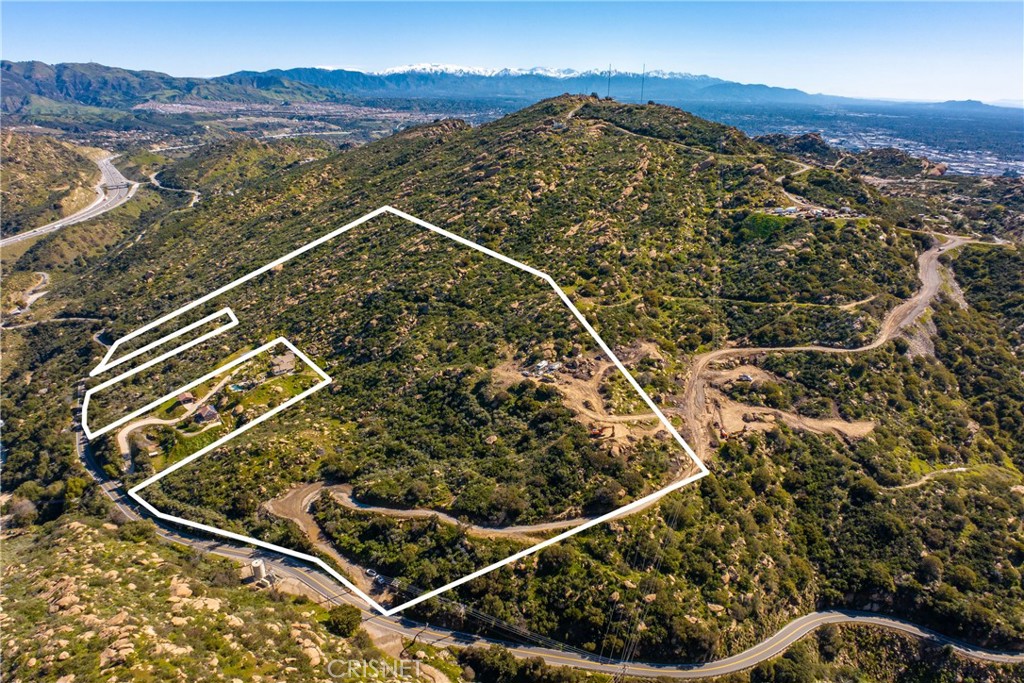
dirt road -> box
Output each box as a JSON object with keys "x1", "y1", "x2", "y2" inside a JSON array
[
  {"x1": 114, "y1": 370, "x2": 237, "y2": 455},
  {"x1": 328, "y1": 484, "x2": 594, "y2": 539},
  {"x1": 264, "y1": 482, "x2": 380, "y2": 595},
  {"x1": 24, "y1": 271, "x2": 50, "y2": 307},
  {"x1": 268, "y1": 482, "x2": 592, "y2": 547},
  {"x1": 678, "y1": 234, "x2": 979, "y2": 458},
  {"x1": 3, "y1": 316, "x2": 102, "y2": 330},
  {"x1": 774, "y1": 160, "x2": 824, "y2": 210},
  {"x1": 889, "y1": 467, "x2": 970, "y2": 490},
  {"x1": 149, "y1": 172, "x2": 200, "y2": 207},
  {"x1": 3, "y1": 271, "x2": 50, "y2": 317}
]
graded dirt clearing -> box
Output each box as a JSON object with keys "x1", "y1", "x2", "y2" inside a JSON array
[
  {"x1": 677, "y1": 233, "x2": 990, "y2": 458},
  {"x1": 263, "y1": 483, "x2": 383, "y2": 596},
  {"x1": 490, "y1": 347, "x2": 667, "y2": 451},
  {"x1": 708, "y1": 387, "x2": 875, "y2": 440},
  {"x1": 703, "y1": 363, "x2": 876, "y2": 440}
]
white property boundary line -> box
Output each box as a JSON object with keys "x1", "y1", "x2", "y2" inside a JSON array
[
  {"x1": 87, "y1": 206, "x2": 710, "y2": 616},
  {"x1": 92, "y1": 306, "x2": 238, "y2": 377},
  {"x1": 83, "y1": 308, "x2": 241, "y2": 438}
]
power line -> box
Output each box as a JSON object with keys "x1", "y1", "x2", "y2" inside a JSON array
[{"x1": 382, "y1": 574, "x2": 608, "y2": 662}]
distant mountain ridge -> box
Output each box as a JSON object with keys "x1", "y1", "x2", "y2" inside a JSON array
[
  {"x1": 0, "y1": 60, "x2": 345, "y2": 114},
  {"x1": 4, "y1": 59, "x2": 1016, "y2": 114},
  {"x1": 218, "y1": 64, "x2": 823, "y2": 105},
  {"x1": 3, "y1": 60, "x2": 1020, "y2": 172},
  {"x1": 369, "y1": 63, "x2": 712, "y2": 80},
  {"x1": 219, "y1": 64, "x2": 1024, "y2": 111}
]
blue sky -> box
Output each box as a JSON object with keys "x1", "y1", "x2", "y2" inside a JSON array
[{"x1": 3, "y1": 2, "x2": 1022, "y2": 103}]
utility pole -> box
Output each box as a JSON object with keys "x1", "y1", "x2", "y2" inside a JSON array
[
  {"x1": 640, "y1": 63, "x2": 646, "y2": 103},
  {"x1": 606, "y1": 63, "x2": 612, "y2": 98}
]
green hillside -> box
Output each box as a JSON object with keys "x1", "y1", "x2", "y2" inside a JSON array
[
  {"x1": 1, "y1": 516, "x2": 401, "y2": 682},
  {"x1": 1, "y1": 132, "x2": 100, "y2": 237},
  {"x1": 3, "y1": 95, "x2": 1023, "y2": 671},
  {"x1": 155, "y1": 136, "x2": 336, "y2": 195},
  {"x1": 1, "y1": 60, "x2": 345, "y2": 113},
  {"x1": 84, "y1": 210, "x2": 681, "y2": 531},
  {"x1": 62, "y1": 97, "x2": 921, "y2": 349},
  {"x1": 0, "y1": 60, "x2": 352, "y2": 138}
]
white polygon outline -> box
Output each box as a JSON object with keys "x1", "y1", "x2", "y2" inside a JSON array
[
  {"x1": 83, "y1": 333, "x2": 304, "y2": 440},
  {"x1": 83, "y1": 308, "x2": 241, "y2": 438},
  {"x1": 87, "y1": 206, "x2": 710, "y2": 616},
  {"x1": 92, "y1": 307, "x2": 238, "y2": 377}
]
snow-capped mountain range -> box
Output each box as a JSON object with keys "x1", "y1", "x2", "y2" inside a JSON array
[
  {"x1": 213, "y1": 63, "x2": 759, "y2": 104},
  {"x1": 373, "y1": 63, "x2": 708, "y2": 80},
  {"x1": 222, "y1": 62, "x2": 764, "y2": 107},
  {"x1": 374, "y1": 64, "x2": 581, "y2": 78}
]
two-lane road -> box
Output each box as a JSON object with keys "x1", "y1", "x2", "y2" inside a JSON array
[
  {"x1": 71, "y1": 409, "x2": 1024, "y2": 677},
  {"x1": 0, "y1": 154, "x2": 139, "y2": 248}
]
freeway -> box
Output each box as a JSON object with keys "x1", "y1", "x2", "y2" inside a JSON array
[
  {"x1": 70, "y1": 385, "x2": 1024, "y2": 677},
  {"x1": 0, "y1": 155, "x2": 139, "y2": 248}
]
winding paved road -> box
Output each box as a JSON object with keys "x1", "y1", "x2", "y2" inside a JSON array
[
  {"x1": 72, "y1": 419, "x2": 1024, "y2": 676},
  {"x1": 65, "y1": 230, "x2": 1023, "y2": 676},
  {"x1": 70, "y1": 379, "x2": 1023, "y2": 677},
  {"x1": 0, "y1": 155, "x2": 138, "y2": 248}
]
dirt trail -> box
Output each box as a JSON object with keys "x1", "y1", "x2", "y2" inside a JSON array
[
  {"x1": 264, "y1": 483, "x2": 379, "y2": 595},
  {"x1": 678, "y1": 234, "x2": 981, "y2": 459},
  {"x1": 327, "y1": 484, "x2": 590, "y2": 540},
  {"x1": 4, "y1": 271, "x2": 50, "y2": 319},
  {"x1": 269, "y1": 476, "x2": 694, "y2": 552},
  {"x1": 838, "y1": 294, "x2": 877, "y2": 310},
  {"x1": 149, "y1": 172, "x2": 200, "y2": 207},
  {"x1": 774, "y1": 160, "x2": 825, "y2": 210},
  {"x1": 23, "y1": 271, "x2": 50, "y2": 307},
  {"x1": 889, "y1": 467, "x2": 970, "y2": 490},
  {"x1": 2, "y1": 273, "x2": 106, "y2": 329},
  {"x1": 3, "y1": 316, "x2": 101, "y2": 330}
]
